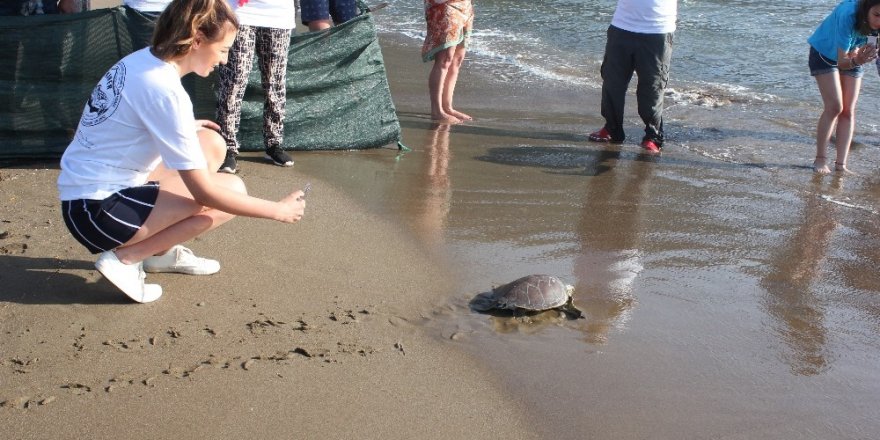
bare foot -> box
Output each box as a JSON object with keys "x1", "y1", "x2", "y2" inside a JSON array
[
  {"x1": 834, "y1": 161, "x2": 857, "y2": 175},
  {"x1": 447, "y1": 108, "x2": 473, "y2": 121},
  {"x1": 431, "y1": 111, "x2": 461, "y2": 124},
  {"x1": 813, "y1": 157, "x2": 830, "y2": 175}
]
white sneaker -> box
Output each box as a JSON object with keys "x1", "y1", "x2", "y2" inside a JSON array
[
  {"x1": 143, "y1": 245, "x2": 221, "y2": 275},
  {"x1": 95, "y1": 251, "x2": 163, "y2": 303}
]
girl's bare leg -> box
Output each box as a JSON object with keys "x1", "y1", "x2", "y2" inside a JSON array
[
  {"x1": 114, "y1": 129, "x2": 247, "y2": 264},
  {"x1": 813, "y1": 72, "x2": 842, "y2": 175},
  {"x1": 429, "y1": 47, "x2": 460, "y2": 124},
  {"x1": 443, "y1": 44, "x2": 472, "y2": 121},
  {"x1": 833, "y1": 74, "x2": 862, "y2": 174}
]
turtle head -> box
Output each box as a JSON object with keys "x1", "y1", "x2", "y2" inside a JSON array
[{"x1": 565, "y1": 284, "x2": 574, "y2": 296}]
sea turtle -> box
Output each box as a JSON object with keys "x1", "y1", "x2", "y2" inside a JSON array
[{"x1": 470, "y1": 274, "x2": 583, "y2": 319}]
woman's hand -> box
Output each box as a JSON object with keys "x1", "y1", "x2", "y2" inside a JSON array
[
  {"x1": 854, "y1": 44, "x2": 879, "y2": 65},
  {"x1": 275, "y1": 190, "x2": 306, "y2": 223}
]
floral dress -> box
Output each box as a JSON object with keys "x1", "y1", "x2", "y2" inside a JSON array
[{"x1": 421, "y1": 0, "x2": 474, "y2": 62}]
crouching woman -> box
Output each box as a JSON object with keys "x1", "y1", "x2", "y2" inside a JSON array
[{"x1": 58, "y1": 0, "x2": 306, "y2": 303}]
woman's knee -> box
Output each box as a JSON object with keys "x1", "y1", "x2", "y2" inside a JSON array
[
  {"x1": 453, "y1": 46, "x2": 467, "y2": 64},
  {"x1": 434, "y1": 48, "x2": 456, "y2": 68},
  {"x1": 199, "y1": 129, "x2": 227, "y2": 169},
  {"x1": 216, "y1": 173, "x2": 247, "y2": 195},
  {"x1": 839, "y1": 107, "x2": 856, "y2": 120},
  {"x1": 208, "y1": 174, "x2": 246, "y2": 224},
  {"x1": 823, "y1": 102, "x2": 844, "y2": 118}
]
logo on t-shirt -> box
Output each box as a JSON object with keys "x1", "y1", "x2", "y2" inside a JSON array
[{"x1": 81, "y1": 62, "x2": 126, "y2": 127}]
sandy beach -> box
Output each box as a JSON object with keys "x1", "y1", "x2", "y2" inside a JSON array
[
  {"x1": 0, "y1": 154, "x2": 540, "y2": 439},
  {"x1": 4, "y1": 2, "x2": 880, "y2": 439},
  {"x1": 0, "y1": 8, "x2": 540, "y2": 438}
]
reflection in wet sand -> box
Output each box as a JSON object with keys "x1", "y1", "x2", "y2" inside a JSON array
[
  {"x1": 760, "y1": 178, "x2": 840, "y2": 376},
  {"x1": 837, "y1": 176, "x2": 880, "y2": 296},
  {"x1": 573, "y1": 149, "x2": 654, "y2": 344},
  {"x1": 411, "y1": 123, "x2": 453, "y2": 246}
]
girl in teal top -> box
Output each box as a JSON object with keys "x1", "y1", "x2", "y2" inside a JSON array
[{"x1": 808, "y1": 0, "x2": 880, "y2": 174}]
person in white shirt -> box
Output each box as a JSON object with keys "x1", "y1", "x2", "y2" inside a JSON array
[
  {"x1": 587, "y1": 0, "x2": 677, "y2": 154},
  {"x1": 215, "y1": 0, "x2": 297, "y2": 173},
  {"x1": 58, "y1": 0, "x2": 307, "y2": 303}
]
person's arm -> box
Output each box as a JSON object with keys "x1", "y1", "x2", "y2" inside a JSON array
[
  {"x1": 179, "y1": 168, "x2": 306, "y2": 223},
  {"x1": 838, "y1": 45, "x2": 878, "y2": 70},
  {"x1": 838, "y1": 47, "x2": 858, "y2": 70}
]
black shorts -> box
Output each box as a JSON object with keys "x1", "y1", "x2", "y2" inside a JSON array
[
  {"x1": 61, "y1": 182, "x2": 159, "y2": 254},
  {"x1": 809, "y1": 46, "x2": 864, "y2": 78}
]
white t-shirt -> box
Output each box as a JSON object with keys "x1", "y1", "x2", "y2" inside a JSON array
[
  {"x1": 122, "y1": 0, "x2": 170, "y2": 13},
  {"x1": 58, "y1": 48, "x2": 206, "y2": 201},
  {"x1": 611, "y1": 0, "x2": 677, "y2": 34},
  {"x1": 228, "y1": 0, "x2": 296, "y2": 30}
]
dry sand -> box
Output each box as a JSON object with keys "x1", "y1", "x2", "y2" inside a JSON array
[
  {"x1": 0, "y1": 163, "x2": 539, "y2": 439},
  {"x1": 0, "y1": 6, "x2": 541, "y2": 438}
]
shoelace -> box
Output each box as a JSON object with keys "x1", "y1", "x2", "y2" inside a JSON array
[{"x1": 174, "y1": 246, "x2": 198, "y2": 265}]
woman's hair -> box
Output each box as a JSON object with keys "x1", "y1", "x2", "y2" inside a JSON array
[
  {"x1": 151, "y1": 0, "x2": 239, "y2": 60},
  {"x1": 856, "y1": 0, "x2": 880, "y2": 35}
]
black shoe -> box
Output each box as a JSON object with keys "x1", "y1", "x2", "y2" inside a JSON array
[
  {"x1": 265, "y1": 146, "x2": 294, "y2": 167},
  {"x1": 218, "y1": 150, "x2": 238, "y2": 174}
]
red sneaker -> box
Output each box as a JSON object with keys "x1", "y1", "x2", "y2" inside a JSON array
[
  {"x1": 640, "y1": 139, "x2": 661, "y2": 153},
  {"x1": 588, "y1": 127, "x2": 613, "y2": 142}
]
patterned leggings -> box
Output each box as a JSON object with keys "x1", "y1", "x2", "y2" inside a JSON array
[{"x1": 217, "y1": 25, "x2": 292, "y2": 153}]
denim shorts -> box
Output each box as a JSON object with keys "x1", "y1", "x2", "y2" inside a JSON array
[
  {"x1": 61, "y1": 182, "x2": 159, "y2": 254},
  {"x1": 300, "y1": 0, "x2": 358, "y2": 25},
  {"x1": 809, "y1": 46, "x2": 864, "y2": 78}
]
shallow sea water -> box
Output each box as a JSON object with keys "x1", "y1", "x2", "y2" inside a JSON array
[
  {"x1": 298, "y1": 4, "x2": 880, "y2": 438},
  {"x1": 377, "y1": 0, "x2": 880, "y2": 147}
]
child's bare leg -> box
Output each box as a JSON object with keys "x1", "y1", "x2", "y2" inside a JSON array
[
  {"x1": 833, "y1": 75, "x2": 861, "y2": 175},
  {"x1": 443, "y1": 44, "x2": 471, "y2": 121},
  {"x1": 429, "y1": 47, "x2": 460, "y2": 124},
  {"x1": 812, "y1": 73, "x2": 842, "y2": 175}
]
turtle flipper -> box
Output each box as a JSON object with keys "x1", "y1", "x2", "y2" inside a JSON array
[{"x1": 559, "y1": 300, "x2": 584, "y2": 320}]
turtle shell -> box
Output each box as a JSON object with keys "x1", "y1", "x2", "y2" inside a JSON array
[{"x1": 491, "y1": 274, "x2": 572, "y2": 311}]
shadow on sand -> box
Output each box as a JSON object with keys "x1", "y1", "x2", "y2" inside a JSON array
[{"x1": 0, "y1": 255, "x2": 128, "y2": 304}]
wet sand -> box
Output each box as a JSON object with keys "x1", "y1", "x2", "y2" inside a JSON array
[
  {"x1": 4, "y1": 6, "x2": 880, "y2": 440},
  {"x1": 330, "y1": 31, "x2": 880, "y2": 439}
]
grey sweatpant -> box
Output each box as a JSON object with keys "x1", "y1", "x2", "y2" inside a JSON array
[{"x1": 599, "y1": 25, "x2": 673, "y2": 146}]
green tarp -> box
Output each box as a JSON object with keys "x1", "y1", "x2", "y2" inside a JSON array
[{"x1": 0, "y1": 6, "x2": 401, "y2": 159}]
